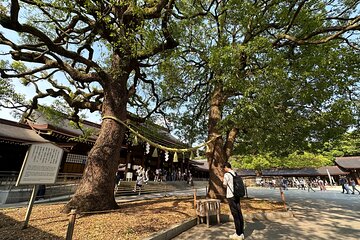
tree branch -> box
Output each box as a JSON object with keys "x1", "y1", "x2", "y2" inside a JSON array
[
  {"x1": 8, "y1": 50, "x2": 101, "y2": 83},
  {"x1": 0, "y1": 12, "x2": 100, "y2": 69},
  {"x1": 224, "y1": 127, "x2": 239, "y2": 160},
  {"x1": 141, "y1": 0, "x2": 169, "y2": 19},
  {"x1": 137, "y1": 0, "x2": 178, "y2": 60},
  {"x1": 284, "y1": 0, "x2": 306, "y2": 34},
  {"x1": 10, "y1": 0, "x2": 20, "y2": 23},
  {"x1": 276, "y1": 15, "x2": 360, "y2": 46}
]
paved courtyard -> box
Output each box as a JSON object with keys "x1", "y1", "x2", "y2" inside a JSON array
[{"x1": 174, "y1": 186, "x2": 360, "y2": 239}]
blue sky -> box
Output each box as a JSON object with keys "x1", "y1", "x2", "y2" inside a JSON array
[{"x1": 0, "y1": 23, "x2": 105, "y2": 123}]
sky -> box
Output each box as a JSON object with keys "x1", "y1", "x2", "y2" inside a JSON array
[
  {"x1": 0, "y1": 18, "x2": 105, "y2": 123},
  {"x1": 0, "y1": 20, "x2": 165, "y2": 126}
]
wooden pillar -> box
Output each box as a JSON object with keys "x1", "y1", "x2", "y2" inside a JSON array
[
  {"x1": 156, "y1": 153, "x2": 161, "y2": 169},
  {"x1": 170, "y1": 153, "x2": 174, "y2": 170},
  {"x1": 353, "y1": 170, "x2": 360, "y2": 185},
  {"x1": 187, "y1": 158, "x2": 190, "y2": 177},
  {"x1": 181, "y1": 157, "x2": 184, "y2": 175},
  {"x1": 141, "y1": 154, "x2": 145, "y2": 167},
  {"x1": 124, "y1": 151, "x2": 131, "y2": 178}
]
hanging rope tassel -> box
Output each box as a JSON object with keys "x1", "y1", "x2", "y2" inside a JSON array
[
  {"x1": 152, "y1": 148, "x2": 158, "y2": 158},
  {"x1": 102, "y1": 115, "x2": 220, "y2": 153},
  {"x1": 173, "y1": 152, "x2": 178, "y2": 162},
  {"x1": 133, "y1": 135, "x2": 138, "y2": 146}
]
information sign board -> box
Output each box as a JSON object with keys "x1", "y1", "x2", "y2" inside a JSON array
[{"x1": 16, "y1": 143, "x2": 64, "y2": 185}]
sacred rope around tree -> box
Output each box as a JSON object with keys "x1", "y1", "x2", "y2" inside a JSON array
[{"x1": 102, "y1": 115, "x2": 221, "y2": 157}]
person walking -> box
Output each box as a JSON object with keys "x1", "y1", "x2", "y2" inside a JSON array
[
  {"x1": 300, "y1": 178, "x2": 306, "y2": 190},
  {"x1": 306, "y1": 178, "x2": 316, "y2": 192},
  {"x1": 154, "y1": 168, "x2": 160, "y2": 182},
  {"x1": 223, "y1": 162, "x2": 245, "y2": 240},
  {"x1": 350, "y1": 179, "x2": 360, "y2": 194},
  {"x1": 281, "y1": 177, "x2": 288, "y2": 190},
  {"x1": 133, "y1": 166, "x2": 144, "y2": 193},
  {"x1": 144, "y1": 167, "x2": 150, "y2": 184},
  {"x1": 294, "y1": 178, "x2": 300, "y2": 189},
  {"x1": 339, "y1": 176, "x2": 346, "y2": 193},
  {"x1": 343, "y1": 178, "x2": 353, "y2": 194},
  {"x1": 318, "y1": 178, "x2": 326, "y2": 191}
]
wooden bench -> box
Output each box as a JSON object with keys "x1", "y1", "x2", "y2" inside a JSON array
[{"x1": 196, "y1": 199, "x2": 221, "y2": 227}]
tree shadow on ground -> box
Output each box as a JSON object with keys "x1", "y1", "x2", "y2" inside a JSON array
[
  {"x1": 0, "y1": 213, "x2": 64, "y2": 240},
  {"x1": 244, "y1": 219, "x2": 266, "y2": 237}
]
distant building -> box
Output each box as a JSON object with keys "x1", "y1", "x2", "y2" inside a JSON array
[
  {"x1": 0, "y1": 113, "x2": 196, "y2": 181},
  {"x1": 187, "y1": 158, "x2": 354, "y2": 184},
  {"x1": 335, "y1": 156, "x2": 360, "y2": 184},
  {"x1": 0, "y1": 118, "x2": 49, "y2": 172}
]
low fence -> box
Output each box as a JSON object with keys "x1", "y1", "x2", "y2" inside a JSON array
[
  {"x1": 0, "y1": 184, "x2": 79, "y2": 204},
  {"x1": 114, "y1": 180, "x2": 208, "y2": 197},
  {"x1": 0, "y1": 171, "x2": 19, "y2": 189},
  {"x1": 0, "y1": 172, "x2": 83, "y2": 189},
  {"x1": 0, "y1": 172, "x2": 83, "y2": 204},
  {"x1": 0, "y1": 169, "x2": 209, "y2": 204}
]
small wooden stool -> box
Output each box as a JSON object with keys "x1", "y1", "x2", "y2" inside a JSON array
[{"x1": 196, "y1": 199, "x2": 221, "y2": 227}]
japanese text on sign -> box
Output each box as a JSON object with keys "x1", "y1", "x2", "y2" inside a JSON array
[{"x1": 16, "y1": 143, "x2": 64, "y2": 185}]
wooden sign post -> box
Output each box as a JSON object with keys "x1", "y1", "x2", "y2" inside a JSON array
[{"x1": 16, "y1": 143, "x2": 64, "y2": 228}]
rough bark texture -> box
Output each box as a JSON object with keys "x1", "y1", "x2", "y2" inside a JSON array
[
  {"x1": 207, "y1": 137, "x2": 227, "y2": 200},
  {"x1": 206, "y1": 84, "x2": 240, "y2": 200},
  {"x1": 1, "y1": 0, "x2": 177, "y2": 214},
  {"x1": 63, "y1": 57, "x2": 129, "y2": 213},
  {"x1": 206, "y1": 86, "x2": 227, "y2": 200},
  {"x1": 63, "y1": 117, "x2": 125, "y2": 213}
]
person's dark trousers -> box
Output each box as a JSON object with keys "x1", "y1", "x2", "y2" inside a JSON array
[
  {"x1": 352, "y1": 186, "x2": 360, "y2": 194},
  {"x1": 228, "y1": 196, "x2": 244, "y2": 236}
]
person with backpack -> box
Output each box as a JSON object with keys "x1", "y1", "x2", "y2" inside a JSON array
[{"x1": 222, "y1": 162, "x2": 245, "y2": 240}]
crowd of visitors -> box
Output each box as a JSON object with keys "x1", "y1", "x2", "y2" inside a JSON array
[
  {"x1": 259, "y1": 176, "x2": 360, "y2": 194},
  {"x1": 115, "y1": 166, "x2": 194, "y2": 191},
  {"x1": 152, "y1": 168, "x2": 193, "y2": 185}
]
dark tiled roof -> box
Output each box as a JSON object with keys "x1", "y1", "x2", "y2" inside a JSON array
[
  {"x1": 262, "y1": 166, "x2": 349, "y2": 176},
  {"x1": 188, "y1": 159, "x2": 349, "y2": 177},
  {"x1": 130, "y1": 121, "x2": 188, "y2": 149},
  {"x1": 178, "y1": 157, "x2": 350, "y2": 177},
  {"x1": 0, "y1": 118, "x2": 49, "y2": 143},
  {"x1": 189, "y1": 159, "x2": 256, "y2": 176},
  {"x1": 335, "y1": 156, "x2": 360, "y2": 169},
  {"x1": 236, "y1": 169, "x2": 257, "y2": 176},
  {"x1": 27, "y1": 113, "x2": 99, "y2": 142},
  {"x1": 317, "y1": 166, "x2": 349, "y2": 175},
  {"x1": 189, "y1": 159, "x2": 209, "y2": 172},
  {"x1": 27, "y1": 110, "x2": 187, "y2": 148}
]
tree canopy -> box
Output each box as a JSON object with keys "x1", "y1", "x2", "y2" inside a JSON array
[
  {"x1": 160, "y1": 0, "x2": 360, "y2": 154},
  {"x1": 230, "y1": 152, "x2": 333, "y2": 170},
  {"x1": 0, "y1": 0, "x2": 185, "y2": 212},
  {"x1": 155, "y1": 0, "x2": 360, "y2": 198},
  {"x1": 0, "y1": 0, "x2": 180, "y2": 121},
  {"x1": 321, "y1": 130, "x2": 360, "y2": 157}
]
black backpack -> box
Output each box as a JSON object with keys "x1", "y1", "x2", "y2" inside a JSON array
[{"x1": 227, "y1": 172, "x2": 246, "y2": 198}]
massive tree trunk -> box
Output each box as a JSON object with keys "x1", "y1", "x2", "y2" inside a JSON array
[
  {"x1": 207, "y1": 137, "x2": 227, "y2": 199},
  {"x1": 207, "y1": 86, "x2": 227, "y2": 199},
  {"x1": 63, "y1": 59, "x2": 129, "y2": 213},
  {"x1": 207, "y1": 86, "x2": 239, "y2": 200}
]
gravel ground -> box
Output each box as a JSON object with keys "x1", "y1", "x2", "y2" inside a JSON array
[{"x1": 0, "y1": 196, "x2": 283, "y2": 240}]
